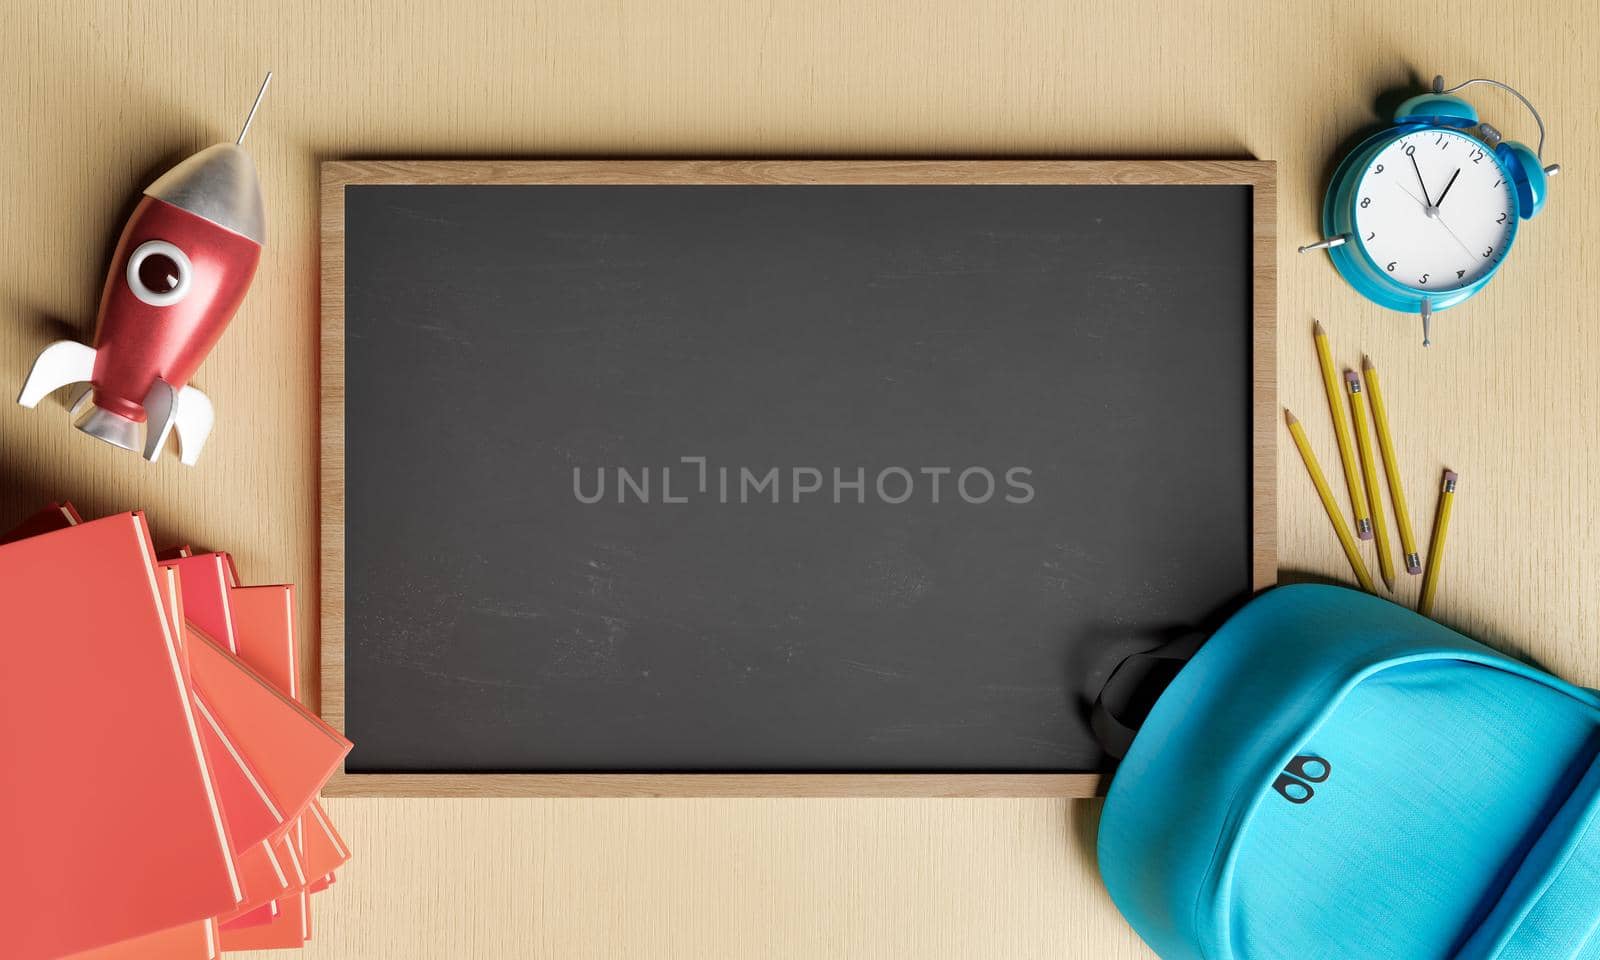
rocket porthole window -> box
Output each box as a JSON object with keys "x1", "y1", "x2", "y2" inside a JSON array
[{"x1": 127, "y1": 240, "x2": 192, "y2": 307}]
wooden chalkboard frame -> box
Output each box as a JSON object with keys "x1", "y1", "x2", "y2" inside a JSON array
[{"x1": 319, "y1": 160, "x2": 1277, "y2": 798}]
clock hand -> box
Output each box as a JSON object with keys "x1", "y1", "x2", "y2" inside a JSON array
[
  {"x1": 1394, "y1": 181, "x2": 1430, "y2": 212},
  {"x1": 1433, "y1": 212, "x2": 1479, "y2": 260},
  {"x1": 1409, "y1": 151, "x2": 1433, "y2": 207},
  {"x1": 1435, "y1": 168, "x2": 1462, "y2": 208},
  {"x1": 1392, "y1": 182, "x2": 1477, "y2": 259}
]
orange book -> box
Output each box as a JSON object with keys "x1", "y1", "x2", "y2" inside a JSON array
[
  {"x1": 221, "y1": 890, "x2": 309, "y2": 951},
  {"x1": 232, "y1": 582, "x2": 353, "y2": 889},
  {"x1": 229, "y1": 583, "x2": 297, "y2": 693},
  {"x1": 303, "y1": 798, "x2": 352, "y2": 881},
  {"x1": 230, "y1": 583, "x2": 351, "y2": 875},
  {"x1": 225, "y1": 582, "x2": 346, "y2": 947},
  {"x1": 225, "y1": 843, "x2": 288, "y2": 924},
  {"x1": 220, "y1": 832, "x2": 304, "y2": 923},
  {"x1": 220, "y1": 828, "x2": 309, "y2": 949},
  {"x1": 65, "y1": 919, "x2": 219, "y2": 960},
  {"x1": 184, "y1": 625, "x2": 352, "y2": 831},
  {"x1": 0, "y1": 514, "x2": 241, "y2": 959}
]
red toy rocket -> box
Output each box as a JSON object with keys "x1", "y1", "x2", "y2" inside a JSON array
[{"x1": 17, "y1": 74, "x2": 272, "y2": 465}]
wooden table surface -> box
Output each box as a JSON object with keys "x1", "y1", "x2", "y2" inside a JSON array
[{"x1": 3, "y1": 1, "x2": 1595, "y2": 957}]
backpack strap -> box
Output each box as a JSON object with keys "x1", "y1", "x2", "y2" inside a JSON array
[
  {"x1": 1456, "y1": 749, "x2": 1600, "y2": 960},
  {"x1": 1091, "y1": 631, "x2": 1208, "y2": 759}
]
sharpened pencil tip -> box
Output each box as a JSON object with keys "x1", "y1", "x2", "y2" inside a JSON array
[
  {"x1": 1284, "y1": 408, "x2": 1298, "y2": 425},
  {"x1": 1313, "y1": 320, "x2": 1325, "y2": 336},
  {"x1": 1361, "y1": 354, "x2": 1374, "y2": 371}
]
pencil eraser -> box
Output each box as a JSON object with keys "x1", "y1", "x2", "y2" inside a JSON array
[{"x1": 1443, "y1": 470, "x2": 1459, "y2": 483}]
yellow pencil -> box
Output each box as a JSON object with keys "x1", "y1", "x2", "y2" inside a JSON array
[
  {"x1": 1418, "y1": 470, "x2": 1458, "y2": 617},
  {"x1": 1285, "y1": 409, "x2": 1376, "y2": 593},
  {"x1": 1345, "y1": 371, "x2": 1394, "y2": 591},
  {"x1": 1362, "y1": 356, "x2": 1422, "y2": 574},
  {"x1": 1314, "y1": 321, "x2": 1373, "y2": 540}
]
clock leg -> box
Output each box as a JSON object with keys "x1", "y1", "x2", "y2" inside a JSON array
[
  {"x1": 1421, "y1": 298, "x2": 1434, "y2": 347},
  {"x1": 1297, "y1": 236, "x2": 1349, "y2": 253}
]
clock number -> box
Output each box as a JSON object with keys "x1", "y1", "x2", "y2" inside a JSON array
[
  {"x1": 1470, "y1": 148, "x2": 1484, "y2": 164},
  {"x1": 1404, "y1": 144, "x2": 1416, "y2": 157},
  {"x1": 1493, "y1": 178, "x2": 1502, "y2": 188},
  {"x1": 1386, "y1": 261, "x2": 1397, "y2": 272},
  {"x1": 1365, "y1": 231, "x2": 1375, "y2": 241},
  {"x1": 1496, "y1": 212, "x2": 1507, "y2": 224},
  {"x1": 1419, "y1": 273, "x2": 1430, "y2": 285},
  {"x1": 1482, "y1": 246, "x2": 1493, "y2": 258},
  {"x1": 1360, "y1": 197, "x2": 1371, "y2": 208},
  {"x1": 1457, "y1": 270, "x2": 1466, "y2": 279},
  {"x1": 1374, "y1": 163, "x2": 1385, "y2": 174}
]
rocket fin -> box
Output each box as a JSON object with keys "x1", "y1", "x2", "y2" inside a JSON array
[
  {"x1": 17, "y1": 341, "x2": 97, "y2": 408},
  {"x1": 172, "y1": 385, "x2": 214, "y2": 466},
  {"x1": 69, "y1": 386, "x2": 94, "y2": 418},
  {"x1": 141, "y1": 379, "x2": 179, "y2": 463}
]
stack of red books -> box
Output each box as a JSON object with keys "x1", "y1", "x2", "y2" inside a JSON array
[{"x1": 1, "y1": 504, "x2": 352, "y2": 960}]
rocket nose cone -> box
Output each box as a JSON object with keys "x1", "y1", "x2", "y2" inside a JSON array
[{"x1": 145, "y1": 143, "x2": 265, "y2": 244}]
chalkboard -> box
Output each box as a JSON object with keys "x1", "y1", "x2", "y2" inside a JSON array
[{"x1": 320, "y1": 161, "x2": 1276, "y2": 797}]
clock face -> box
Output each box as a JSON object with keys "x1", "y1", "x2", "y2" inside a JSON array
[{"x1": 1352, "y1": 129, "x2": 1518, "y2": 293}]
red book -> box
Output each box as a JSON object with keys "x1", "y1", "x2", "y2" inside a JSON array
[
  {"x1": 0, "y1": 501, "x2": 82, "y2": 544},
  {"x1": 0, "y1": 514, "x2": 241, "y2": 959},
  {"x1": 67, "y1": 536, "x2": 280, "y2": 952},
  {"x1": 192, "y1": 696, "x2": 288, "y2": 851},
  {"x1": 158, "y1": 565, "x2": 288, "y2": 857},
  {"x1": 135, "y1": 540, "x2": 295, "y2": 940},
  {"x1": 165, "y1": 553, "x2": 241, "y2": 654},
  {"x1": 218, "y1": 901, "x2": 276, "y2": 930}
]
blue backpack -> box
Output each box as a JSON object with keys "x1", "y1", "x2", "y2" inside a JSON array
[{"x1": 1097, "y1": 583, "x2": 1600, "y2": 960}]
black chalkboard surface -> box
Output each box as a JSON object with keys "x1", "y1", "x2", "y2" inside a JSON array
[{"x1": 322, "y1": 161, "x2": 1276, "y2": 796}]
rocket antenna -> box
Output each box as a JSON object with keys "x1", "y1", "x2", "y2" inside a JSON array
[{"x1": 236, "y1": 72, "x2": 273, "y2": 145}]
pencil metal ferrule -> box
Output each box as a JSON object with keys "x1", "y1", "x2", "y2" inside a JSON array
[
  {"x1": 1443, "y1": 475, "x2": 1457, "y2": 494},
  {"x1": 1405, "y1": 553, "x2": 1422, "y2": 574},
  {"x1": 1357, "y1": 517, "x2": 1373, "y2": 537}
]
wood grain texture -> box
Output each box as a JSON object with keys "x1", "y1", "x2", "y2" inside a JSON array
[
  {"x1": 319, "y1": 159, "x2": 1275, "y2": 797},
  {"x1": 1, "y1": 0, "x2": 1595, "y2": 957}
]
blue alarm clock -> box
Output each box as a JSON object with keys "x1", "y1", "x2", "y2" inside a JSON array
[{"x1": 1301, "y1": 76, "x2": 1560, "y2": 345}]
